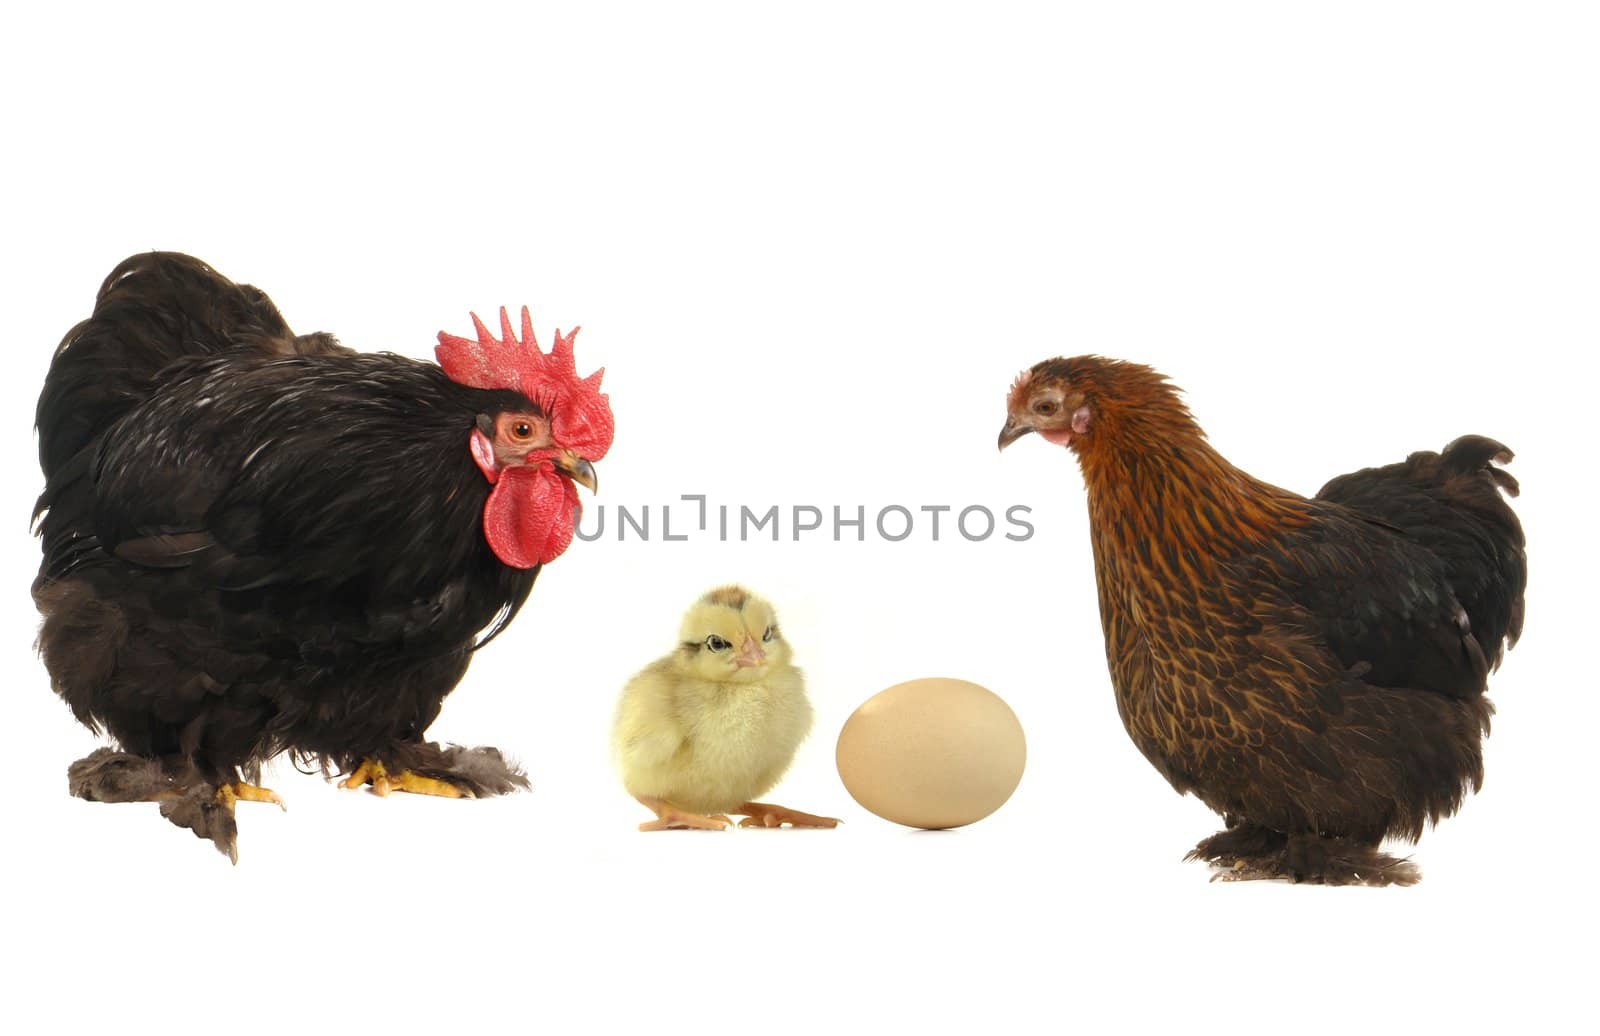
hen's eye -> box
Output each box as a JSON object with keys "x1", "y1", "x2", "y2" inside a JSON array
[
  {"x1": 1034, "y1": 400, "x2": 1058, "y2": 416},
  {"x1": 512, "y1": 422, "x2": 533, "y2": 439},
  {"x1": 762, "y1": 626, "x2": 775, "y2": 642},
  {"x1": 705, "y1": 635, "x2": 730, "y2": 652}
]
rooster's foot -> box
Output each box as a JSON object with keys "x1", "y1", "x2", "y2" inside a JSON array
[
  {"x1": 67, "y1": 749, "x2": 280, "y2": 863},
  {"x1": 173, "y1": 782, "x2": 284, "y2": 864},
  {"x1": 342, "y1": 759, "x2": 473, "y2": 799},
  {"x1": 735, "y1": 801, "x2": 839, "y2": 828},
  {"x1": 220, "y1": 781, "x2": 287, "y2": 811},
  {"x1": 635, "y1": 796, "x2": 731, "y2": 831}
]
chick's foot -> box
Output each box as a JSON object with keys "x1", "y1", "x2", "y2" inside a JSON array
[
  {"x1": 736, "y1": 802, "x2": 840, "y2": 828},
  {"x1": 636, "y1": 796, "x2": 732, "y2": 831}
]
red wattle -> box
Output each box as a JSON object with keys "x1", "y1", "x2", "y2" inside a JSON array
[{"x1": 481, "y1": 463, "x2": 580, "y2": 569}]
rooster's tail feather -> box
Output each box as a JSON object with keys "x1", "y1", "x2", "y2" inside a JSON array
[{"x1": 36, "y1": 252, "x2": 326, "y2": 488}]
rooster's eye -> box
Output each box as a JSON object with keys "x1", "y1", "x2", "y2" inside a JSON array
[
  {"x1": 512, "y1": 422, "x2": 533, "y2": 439},
  {"x1": 705, "y1": 635, "x2": 730, "y2": 652},
  {"x1": 1034, "y1": 400, "x2": 1058, "y2": 416}
]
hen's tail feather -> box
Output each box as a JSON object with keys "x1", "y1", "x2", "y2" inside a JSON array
[
  {"x1": 1317, "y1": 434, "x2": 1527, "y2": 664},
  {"x1": 1434, "y1": 435, "x2": 1526, "y2": 651},
  {"x1": 1439, "y1": 434, "x2": 1519, "y2": 497}
]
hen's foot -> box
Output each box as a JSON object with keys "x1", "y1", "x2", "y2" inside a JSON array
[
  {"x1": 1187, "y1": 822, "x2": 1287, "y2": 868},
  {"x1": 1189, "y1": 826, "x2": 1420, "y2": 887},
  {"x1": 342, "y1": 759, "x2": 473, "y2": 799},
  {"x1": 635, "y1": 796, "x2": 731, "y2": 831},
  {"x1": 735, "y1": 801, "x2": 840, "y2": 829}
]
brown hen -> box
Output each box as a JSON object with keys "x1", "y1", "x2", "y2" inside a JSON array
[{"x1": 1000, "y1": 357, "x2": 1525, "y2": 885}]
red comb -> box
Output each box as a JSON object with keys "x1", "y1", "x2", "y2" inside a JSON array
[{"x1": 437, "y1": 306, "x2": 614, "y2": 460}]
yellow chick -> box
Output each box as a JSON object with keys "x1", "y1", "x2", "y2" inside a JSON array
[{"x1": 613, "y1": 586, "x2": 838, "y2": 831}]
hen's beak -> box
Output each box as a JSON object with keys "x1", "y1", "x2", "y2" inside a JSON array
[
  {"x1": 554, "y1": 450, "x2": 599, "y2": 493},
  {"x1": 997, "y1": 417, "x2": 1033, "y2": 451}
]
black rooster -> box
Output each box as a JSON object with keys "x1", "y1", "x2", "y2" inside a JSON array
[{"x1": 33, "y1": 252, "x2": 612, "y2": 860}]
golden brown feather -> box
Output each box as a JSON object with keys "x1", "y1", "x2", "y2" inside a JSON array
[{"x1": 1001, "y1": 356, "x2": 1525, "y2": 885}]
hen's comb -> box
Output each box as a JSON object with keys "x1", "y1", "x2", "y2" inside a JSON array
[
  {"x1": 1006, "y1": 367, "x2": 1036, "y2": 409},
  {"x1": 437, "y1": 306, "x2": 614, "y2": 459}
]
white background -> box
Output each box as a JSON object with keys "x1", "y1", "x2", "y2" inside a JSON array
[{"x1": 3, "y1": 3, "x2": 1594, "y2": 1033}]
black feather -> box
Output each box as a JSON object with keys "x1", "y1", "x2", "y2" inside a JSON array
[
  {"x1": 33, "y1": 253, "x2": 547, "y2": 844},
  {"x1": 1315, "y1": 434, "x2": 1527, "y2": 672}
]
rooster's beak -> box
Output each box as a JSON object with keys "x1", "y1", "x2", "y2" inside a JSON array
[
  {"x1": 997, "y1": 417, "x2": 1033, "y2": 451},
  {"x1": 554, "y1": 451, "x2": 599, "y2": 493}
]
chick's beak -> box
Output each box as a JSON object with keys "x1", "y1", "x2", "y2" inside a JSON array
[
  {"x1": 997, "y1": 416, "x2": 1034, "y2": 451},
  {"x1": 553, "y1": 450, "x2": 599, "y2": 493},
  {"x1": 735, "y1": 636, "x2": 766, "y2": 669}
]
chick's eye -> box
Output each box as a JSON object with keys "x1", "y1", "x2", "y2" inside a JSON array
[
  {"x1": 705, "y1": 635, "x2": 730, "y2": 652},
  {"x1": 763, "y1": 626, "x2": 775, "y2": 642},
  {"x1": 1034, "y1": 400, "x2": 1058, "y2": 416}
]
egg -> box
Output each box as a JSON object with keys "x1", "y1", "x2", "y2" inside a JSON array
[{"x1": 835, "y1": 677, "x2": 1026, "y2": 830}]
